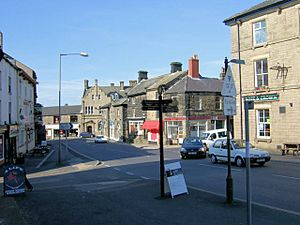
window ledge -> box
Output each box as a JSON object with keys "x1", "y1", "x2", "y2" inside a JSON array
[
  {"x1": 252, "y1": 42, "x2": 268, "y2": 49},
  {"x1": 255, "y1": 138, "x2": 272, "y2": 144}
]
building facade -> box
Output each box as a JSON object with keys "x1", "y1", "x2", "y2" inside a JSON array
[{"x1": 224, "y1": 0, "x2": 300, "y2": 150}]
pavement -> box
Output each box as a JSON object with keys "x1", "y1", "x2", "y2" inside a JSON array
[{"x1": 0, "y1": 141, "x2": 299, "y2": 225}]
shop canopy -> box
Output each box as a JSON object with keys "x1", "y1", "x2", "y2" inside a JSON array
[{"x1": 142, "y1": 120, "x2": 162, "y2": 131}]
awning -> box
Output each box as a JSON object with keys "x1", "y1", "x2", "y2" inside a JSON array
[{"x1": 142, "y1": 120, "x2": 161, "y2": 130}]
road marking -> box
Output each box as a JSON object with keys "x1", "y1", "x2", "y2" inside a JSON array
[
  {"x1": 114, "y1": 168, "x2": 121, "y2": 171},
  {"x1": 273, "y1": 174, "x2": 300, "y2": 180},
  {"x1": 104, "y1": 164, "x2": 111, "y2": 168},
  {"x1": 188, "y1": 185, "x2": 300, "y2": 217},
  {"x1": 125, "y1": 172, "x2": 135, "y2": 176},
  {"x1": 141, "y1": 176, "x2": 150, "y2": 180},
  {"x1": 198, "y1": 163, "x2": 242, "y2": 172}
]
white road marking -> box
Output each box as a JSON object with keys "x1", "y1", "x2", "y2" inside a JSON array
[
  {"x1": 189, "y1": 185, "x2": 300, "y2": 217},
  {"x1": 104, "y1": 164, "x2": 111, "y2": 168},
  {"x1": 125, "y1": 172, "x2": 135, "y2": 176},
  {"x1": 273, "y1": 174, "x2": 300, "y2": 180},
  {"x1": 114, "y1": 168, "x2": 121, "y2": 171},
  {"x1": 198, "y1": 163, "x2": 242, "y2": 172},
  {"x1": 141, "y1": 176, "x2": 151, "y2": 180}
]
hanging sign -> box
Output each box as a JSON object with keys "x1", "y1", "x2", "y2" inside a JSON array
[{"x1": 164, "y1": 162, "x2": 188, "y2": 198}]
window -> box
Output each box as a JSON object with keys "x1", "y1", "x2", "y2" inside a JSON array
[
  {"x1": 53, "y1": 116, "x2": 59, "y2": 124},
  {"x1": 85, "y1": 106, "x2": 88, "y2": 114},
  {"x1": 132, "y1": 97, "x2": 135, "y2": 104},
  {"x1": 91, "y1": 106, "x2": 94, "y2": 114},
  {"x1": 8, "y1": 76, "x2": 11, "y2": 94},
  {"x1": 255, "y1": 59, "x2": 268, "y2": 88},
  {"x1": 132, "y1": 109, "x2": 136, "y2": 117},
  {"x1": 8, "y1": 102, "x2": 11, "y2": 123},
  {"x1": 257, "y1": 109, "x2": 270, "y2": 138},
  {"x1": 253, "y1": 20, "x2": 267, "y2": 45},
  {"x1": 98, "y1": 94, "x2": 101, "y2": 100},
  {"x1": 92, "y1": 95, "x2": 94, "y2": 100},
  {"x1": 215, "y1": 96, "x2": 222, "y2": 110},
  {"x1": 70, "y1": 116, "x2": 78, "y2": 123},
  {"x1": 0, "y1": 70, "x2": 2, "y2": 90},
  {"x1": 196, "y1": 96, "x2": 202, "y2": 110}
]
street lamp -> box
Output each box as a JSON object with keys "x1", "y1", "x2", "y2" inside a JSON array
[{"x1": 58, "y1": 52, "x2": 88, "y2": 164}]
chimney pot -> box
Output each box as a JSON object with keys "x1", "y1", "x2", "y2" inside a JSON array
[
  {"x1": 120, "y1": 81, "x2": 125, "y2": 90},
  {"x1": 110, "y1": 83, "x2": 115, "y2": 86},
  {"x1": 84, "y1": 80, "x2": 89, "y2": 90},
  {"x1": 129, "y1": 80, "x2": 137, "y2": 87},
  {"x1": 138, "y1": 71, "x2": 148, "y2": 82}
]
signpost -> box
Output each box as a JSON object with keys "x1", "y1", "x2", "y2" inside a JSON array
[
  {"x1": 222, "y1": 59, "x2": 237, "y2": 204},
  {"x1": 142, "y1": 91, "x2": 178, "y2": 198}
]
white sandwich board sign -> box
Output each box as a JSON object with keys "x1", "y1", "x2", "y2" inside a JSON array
[{"x1": 164, "y1": 162, "x2": 188, "y2": 198}]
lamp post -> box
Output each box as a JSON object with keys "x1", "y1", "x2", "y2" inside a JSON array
[{"x1": 58, "y1": 52, "x2": 88, "y2": 164}]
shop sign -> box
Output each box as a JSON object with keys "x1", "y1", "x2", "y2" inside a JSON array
[
  {"x1": 3, "y1": 165, "x2": 26, "y2": 196},
  {"x1": 244, "y1": 93, "x2": 279, "y2": 102}
]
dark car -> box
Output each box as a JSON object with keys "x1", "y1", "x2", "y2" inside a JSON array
[
  {"x1": 180, "y1": 137, "x2": 206, "y2": 159},
  {"x1": 79, "y1": 132, "x2": 94, "y2": 138}
]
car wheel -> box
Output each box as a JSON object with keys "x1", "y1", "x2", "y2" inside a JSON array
[
  {"x1": 211, "y1": 154, "x2": 217, "y2": 164},
  {"x1": 235, "y1": 156, "x2": 245, "y2": 167},
  {"x1": 181, "y1": 154, "x2": 186, "y2": 159}
]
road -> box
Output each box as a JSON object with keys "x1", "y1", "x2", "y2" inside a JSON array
[{"x1": 67, "y1": 138, "x2": 300, "y2": 216}]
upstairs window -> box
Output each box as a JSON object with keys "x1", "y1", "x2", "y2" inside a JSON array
[
  {"x1": 8, "y1": 76, "x2": 11, "y2": 94},
  {"x1": 253, "y1": 20, "x2": 267, "y2": 45},
  {"x1": 215, "y1": 96, "x2": 222, "y2": 110},
  {"x1": 255, "y1": 59, "x2": 268, "y2": 88},
  {"x1": 53, "y1": 116, "x2": 59, "y2": 124},
  {"x1": 70, "y1": 116, "x2": 78, "y2": 123},
  {"x1": 196, "y1": 96, "x2": 202, "y2": 110}
]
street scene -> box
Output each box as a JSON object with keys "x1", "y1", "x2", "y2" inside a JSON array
[{"x1": 1, "y1": 0, "x2": 300, "y2": 224}]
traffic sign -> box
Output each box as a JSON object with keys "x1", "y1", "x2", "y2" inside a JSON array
[
  {"x1": 60, "y1": 123, "x2": 73, "y2": 130},
  {"x1": 142, "y1": 99, "x2": 174, "y2": 111},
  {"x1": 223, "y1": 96, "x2": 236, "y2": 116},
  {"x1": 221, "y1": 66, "x2": 237, "y2": 97}
]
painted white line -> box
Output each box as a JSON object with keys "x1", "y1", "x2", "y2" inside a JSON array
[
  {"x1": 36, "y1": 149, "x2": 55, "y2": 169},
  {"x1": 125, "y1": 172, "x2": 135, "y2": 176},
  {"x1": 273, "y1": 174, "x2": 300, "y2": 180},
  {"x1": 114, "y1": 168, "x2": 121, "y2": 171},
  {"x1": 104, "y1": 164, "x2": 111, "y2": 168},
  {"x1": 188, "y1": 186, "x2": 300, "y2": 217},
  {"x1": 198, "y1": 163, "x2": 242, "y2": 172},
  {"x1": 141, "y1": 176, "x2": 151, "y2": 180},
  {"x1": 66, "y1": 143, "x2": 101, "y2": 166}
]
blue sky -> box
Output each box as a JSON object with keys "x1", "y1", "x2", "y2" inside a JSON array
[{"x1": 1, "y1": 0, "x2": 262, "y2": 106}]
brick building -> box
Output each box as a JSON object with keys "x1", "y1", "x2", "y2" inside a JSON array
[{"x1": 224, "y1": 0, "x2": 300, "y2": 151}]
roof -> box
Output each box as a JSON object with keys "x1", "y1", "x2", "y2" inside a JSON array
[
  {"x1": 147, "y1": 70, "x2": 187, "y2": 90},
  {"x1": 112, "y1": 98, "x2": 127, "y2": 107},
  {"x1": 83, "y1": 85, "x2": 132, "y2": 98},
  {"x1": 165, "y1": 76, "x2": 223, "y2": 94},
  {"x1": 127, "y1": 75, "x2": 165, "y2": 97},
  {"x1": 42, "y1": 105, "x2": 82, "y2": 116},
  {"x1": 224, "y1": 0, "x2": 298, "y2": 25}
]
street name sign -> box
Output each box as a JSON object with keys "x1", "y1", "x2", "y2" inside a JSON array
[
  {"x1": 142, "y1": 99, "x2": 178, "y2": 112},
  {"x1": 221, "y1": 66, "x2": 237, "y2": 97}
]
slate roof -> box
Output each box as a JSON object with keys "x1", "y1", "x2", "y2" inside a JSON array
[
  {"x1": 83, "y1": 85, "x2": 132, "y2": 98},
  {"x1": 148, "y1": 70, "x2": 187, "y2": 90},
  {"x1": 42, "y1": 105, "x2": 82, "y2": 116},
  {"x1": 224, "y1": 0, "x2": 298, "y2": 25},
  {"x1": 127, "y1": 75, "x2": 165, "y2": 97},
  {"x1": 112, "y1": 98, "x2": 127, "y2": 107},
  {"x1": 165, "y1": 76, "x2": 223, "y2": 94}
]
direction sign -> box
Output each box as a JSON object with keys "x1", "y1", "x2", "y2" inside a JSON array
[
  {"x1": 221, "y1": 66, "x2": 237, "y2": 97},
  {"x1": 223, "y1": 96, "x2": 236, "y2": 116},
  {"x1": 142, "y1": 99, "x2": 174, "y2": 111},
  {"x1": 60, "y1": 123, "x2": 73, "y2": 130}
]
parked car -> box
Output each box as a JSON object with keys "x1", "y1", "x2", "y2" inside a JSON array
[
  {"x1": 180, "y1": 137, "x2": 206, "y2": 159},
  {"x1": 201, "y1": 129, "x2": 231, "y2": 150},
  {"x1": 94, "y1": 135, "x2": 108, "y2": 143},
  {"x1": 208, "y1": 138, "x2": 271, "y2": 167},
  {"x1": 79, "y1": 132, "x2": 94, "y2": 138}
]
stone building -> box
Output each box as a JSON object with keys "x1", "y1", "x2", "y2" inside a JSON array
[
  {"x1": 164, "y1": 55, "x2": 225, "y2": 145},
  {"x1": 224, "y1": 0, "x2": 300, "y2": 151},
  {"x1": 42, "y1": 105, "x2": 81, "y2": 139},
  {"x1": 81, "y1": 79, "x2": 132, "y2": 138}
]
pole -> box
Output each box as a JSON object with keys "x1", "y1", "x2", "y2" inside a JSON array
[
  {"x1": 58, "y1": 54, "x2": 62, "y2": 164},
  {"x1": 237, "y1": 22, "x2": 243, "y2": 140},
  {"x1": 244, "y1": 99, "x2": 252, "y2": 225},
  {"x1": 224, "y1": 57, "x2": 233, "y2": 204},
  {"x1": 158, "y1": 86, "x2": 165, "y2": 197}
]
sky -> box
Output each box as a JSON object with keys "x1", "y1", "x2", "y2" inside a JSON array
[{"x1": 1, "y1": 0, "x2": 263, "y2": 107}]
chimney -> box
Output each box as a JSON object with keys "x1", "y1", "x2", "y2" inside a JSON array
[
  {"x1": 120, "y1": 81, "x2": 125, "y2": 91},
  {"x1": 95, "y1": 79, "x2": 98, "y2": 87},
  {"x1": 188, "y1": 54, "x2": 199, "y2": 78},
  {"x1": 84, "y1": 80, "x2": 89, "y2": 90},
  {"x1": 219, "y1": 67, "x2": 226, "y2": 80},
  {"x1": 110, "y1": 83, "x2": 115, "y2": 86},
  {"x1": 170, "y1": 62, "x2": 182, "y2": 73},
  {"x1": 129, "y1": 80, "x2": 137, "y2": 87},
  {"x1": 138, "y1": 70, "x2": 148, "y2": 83}
]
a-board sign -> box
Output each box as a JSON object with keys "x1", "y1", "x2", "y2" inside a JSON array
[
  {"x1": 164, "y1": 162, "x2": 188, "y2": 198},
  {"x1": 3, "y1": 165, "x2": 26, "y2": 196}
]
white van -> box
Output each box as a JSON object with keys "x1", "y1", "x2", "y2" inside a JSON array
[{"x1": 200, "y1": 129, "x2": 230, "y2": 150}]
